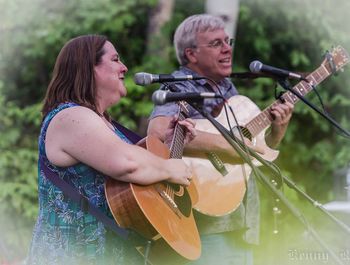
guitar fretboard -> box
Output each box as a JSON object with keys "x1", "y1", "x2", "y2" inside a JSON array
[
  {"x1": 245, "y1": 64, "x2": 331, "y2": 137},
  {"x1": 170, "y1": 107, "x2": 187, "y2": 159}
]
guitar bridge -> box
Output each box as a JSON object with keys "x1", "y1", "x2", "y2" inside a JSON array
[{"x1": 155, "y1": 184, "x2": 182, "y2": 218}]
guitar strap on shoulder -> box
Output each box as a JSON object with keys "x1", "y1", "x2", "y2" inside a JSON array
[
  {"x1": 39, "y1": 155, "x2": 147, "y2": 246},
  {"x1": 112, "y1": 120, "x2": 143, "y2": 144},
  {"x1": 40, "y1": 121, "x2": 155, "y2": 263},
  {"x1": 39, "y1": 119, "x2": 147, "y2": 245}
]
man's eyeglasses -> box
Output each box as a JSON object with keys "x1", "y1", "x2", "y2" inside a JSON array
[{"x1": 194, "y1": 38, "x2": 234, "y2": 49}]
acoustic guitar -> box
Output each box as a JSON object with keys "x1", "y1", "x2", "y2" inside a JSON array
[
  {"x1": 105, "y1": 102, "x2": 200, "y2": 264},
  {"x1": 183, "y1": 45, "x2": 350, "y2": 216}
]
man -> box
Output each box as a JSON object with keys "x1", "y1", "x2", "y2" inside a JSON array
[{"x1": 147, "y1": 14, "x2": 294, "y2": 264}]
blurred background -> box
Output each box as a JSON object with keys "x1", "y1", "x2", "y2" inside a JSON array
[{"x1": 1, "y1": 0, "x2": 350, "y2": 264}]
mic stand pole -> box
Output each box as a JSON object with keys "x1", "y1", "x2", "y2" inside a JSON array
[
  {"x1": 275, "y1": 78, "x2": 350, "y2": 232},
  {"x1": 280, "y1": 174, "x2": 350, "y2": 234},
  {"x1": 277, "y1": 78, "x2": 350, "y2": 137},
  {"x1": 187, "y1": 100, "x2": 346, "y2": 265},
  {"x1": 209, "y1": 107, "x2": 350, "y2": 235},
  {"x1": 236, "y1": 138, "x2": 350, "y2": 235}
]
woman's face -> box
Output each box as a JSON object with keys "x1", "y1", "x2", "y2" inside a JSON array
[{"x1": 94, "y1": 41, "x2": 128, "y2": 109}]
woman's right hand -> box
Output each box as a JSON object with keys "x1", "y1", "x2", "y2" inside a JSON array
[{"x1": 165, "y1": 159, "x2": 192, "y2": 186}]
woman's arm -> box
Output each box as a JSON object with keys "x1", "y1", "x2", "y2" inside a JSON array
[{"x1": 45, "y1": 106, "x2": 192, "y2": 186}]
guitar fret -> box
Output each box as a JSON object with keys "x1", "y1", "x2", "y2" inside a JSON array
[
  {"x1": 266, "y1": 107, "x2": 274, "y2": 121},
  {"x1": 312, "y1": 70, "x2": 322, "y2": 83},
  {"x1": 245, "y1": 123, "x2": 254, "y2": 136},
  {"x1": 169, "y1": 103, "x2": 188, "y2": 159},
  {"x1": 318, "y1": 67, "x2": 329, "y2": 82},
  {"x1": 250, "y1": 118, "x2": 260, "y2": 135},
  {"x1": 289, "y1": 92, "x2": 299, "y2": 104},
  {"x1": 248, "y1": 120, "x2": 256, "y2": 134},
  {"x1": 297, "y1": 84, "x2": 306, "y2": 96},
  {"x1": 261, "y1": 111, "x2": 273, "y2": 125},
  {"x1": 320, "y1": 66, "x2": 328, "y2": 78},
  {"x1": 293, "y1": 85, "x2": 302, "y2": 96},
  {"x1": 310, "y1": 74, "x2": 317, "y2": 85},
  {"x1": 254, "y1": 115, "x2": 261, "y2": 132},
  {"x1": 304, "y1": 67, "x2": 328, "y2": 91},
  {"x1": 321, "y1": 64, "x2": 330, "y2": 77},
  {"x1": 179, "y1": 113, "x2": 186, "y2": 120},
  {"x1": 283, "y1": 93, "x2": 294, "y2": 104},
  {"x1": 249, "y1": 111, "x2": 271, "y2": 136},
  {"x1": 300, "y1": 81, "x2": 309, "y2": 94},
  {"x1": 171, "y1": 132, "x2": 185, "y2": 158}
]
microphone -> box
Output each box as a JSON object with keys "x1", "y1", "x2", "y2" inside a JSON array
[
  {"x1": 152, "y1": 90, "x2": 222, "y2": 105},
  {"x1": 134, "y1": 72, "x2": 205, "y2": 86},
  {"x1": 249, "y1": 60, "x2": 307, "y2": 81}
]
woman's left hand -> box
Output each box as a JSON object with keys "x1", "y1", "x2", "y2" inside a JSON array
[{"x1": 164, "y1": 116, "x2": 197, "y2": 147}]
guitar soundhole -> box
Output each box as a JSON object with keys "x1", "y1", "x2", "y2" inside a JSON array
[
  {"x1": 158, "y1": 183, "x2": 192, "y2": 218},
  {"x1": 231, "y1": 126, "x2": 252, "y2": 141}
]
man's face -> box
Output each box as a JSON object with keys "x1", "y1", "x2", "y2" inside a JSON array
[{"x1": 189, "y1": 29, "x2": 233, "y2": 82}]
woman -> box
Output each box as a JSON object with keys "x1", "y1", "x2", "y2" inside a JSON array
[{"x1": 26, "y1": 35, "x2": 196, "y2": 265}]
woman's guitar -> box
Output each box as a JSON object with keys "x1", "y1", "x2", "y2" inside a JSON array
[
  {"x1": 105, "y1": 102, "x2": 200, "y2": 264},
  {"x1": 183, "y1": 45, "x2": 350, "y2": 216}
]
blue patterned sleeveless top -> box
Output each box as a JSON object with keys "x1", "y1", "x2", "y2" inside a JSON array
[{"x1": 26, "y1": 103, "x2": 144, "y2": 265}]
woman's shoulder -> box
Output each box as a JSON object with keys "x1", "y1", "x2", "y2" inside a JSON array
[
  {"x1": 50, "y1": 105, "x2": 102, "y2": 131},
  {"x1": 48, "y1": 103, "x2": 97, "y2": 122},
  {"x1": 55, "y1": 103, "x2": 94, "y2": 116}
]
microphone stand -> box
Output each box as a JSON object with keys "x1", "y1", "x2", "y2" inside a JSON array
[
  {"x1": 187, "y1": 99, "x2": 347, "y2": 265},
  {"x1": 239, "y1": 135, "x2": 350, "y2": 235},
  {"x1": 277, "y1": 78, "x2": 350, "y2": 137}
]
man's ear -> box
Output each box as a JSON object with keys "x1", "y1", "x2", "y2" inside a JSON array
[{"x1": 184, "y1": 48, "x2": 198, "y2": 64}]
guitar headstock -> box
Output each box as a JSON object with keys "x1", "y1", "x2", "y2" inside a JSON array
[{"x1": 321, "y1": 45, "x2": 350, "y2": 74}]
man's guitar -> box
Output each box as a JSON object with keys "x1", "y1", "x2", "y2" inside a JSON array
[
  {"x1": 105, "y1": 102, "x2": 200, "y2": 264},
  {"x1": 183, "y1": 46, "x2": 350, "y2": 216}
]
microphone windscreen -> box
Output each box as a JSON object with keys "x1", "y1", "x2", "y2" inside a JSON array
[
  {"x1": 134, "y1": 72, "x2": 152, "y2": 85},
  {"x1": 151, "y1": 90, "x2": 167, "y2": 105},
  {"x1": 249, "y1": 60, "x2": 263, "y2": 73}
]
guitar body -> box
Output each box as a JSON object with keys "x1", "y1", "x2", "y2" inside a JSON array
[
  {"x1": 183, "y1": 95, "x2": 279, "y2": 216},
  {"x1": 105, "y1": 135, "x2": 201, "y2": 263}
]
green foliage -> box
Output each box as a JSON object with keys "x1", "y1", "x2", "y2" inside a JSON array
[
  {"x1": 1, "y1": 0, "x2": 350, "y2": 263},
  {"x1": 0, "y1": 85, "x2": 41, "y2": 219},
  {"x1": 1, "y1": 0, "x2": 157, "y2": 106},
  {"x1": 235, "y1": 1, "x2": 350, "y2": 264},
  {"x1": 235, "y1": 0, "x2": 350, "y2": 200}
]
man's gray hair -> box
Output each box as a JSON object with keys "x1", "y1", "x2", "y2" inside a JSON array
[{"x1": 174, "y1": 14, "x2": 226, "y2": 66}]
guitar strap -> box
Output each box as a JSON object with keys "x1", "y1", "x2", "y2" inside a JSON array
[
  {"x1": 112, "y1": 120, "x2": 143, "y2": 144},
  {"x1": 39, "y1": 121, "x2": 151, "y2": 258}
]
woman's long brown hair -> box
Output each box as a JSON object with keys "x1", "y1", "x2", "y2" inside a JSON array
[{"x1": 42, "y1": 35, "x2": 107, "y2": 119}]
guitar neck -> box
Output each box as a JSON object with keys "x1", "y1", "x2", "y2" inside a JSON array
[
  {"x1": 169, "y1": 105, "x2": 188, "y2": 159},
  {"x1": 245, "y1": 64, "x2": 331, "y2": 137}
]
